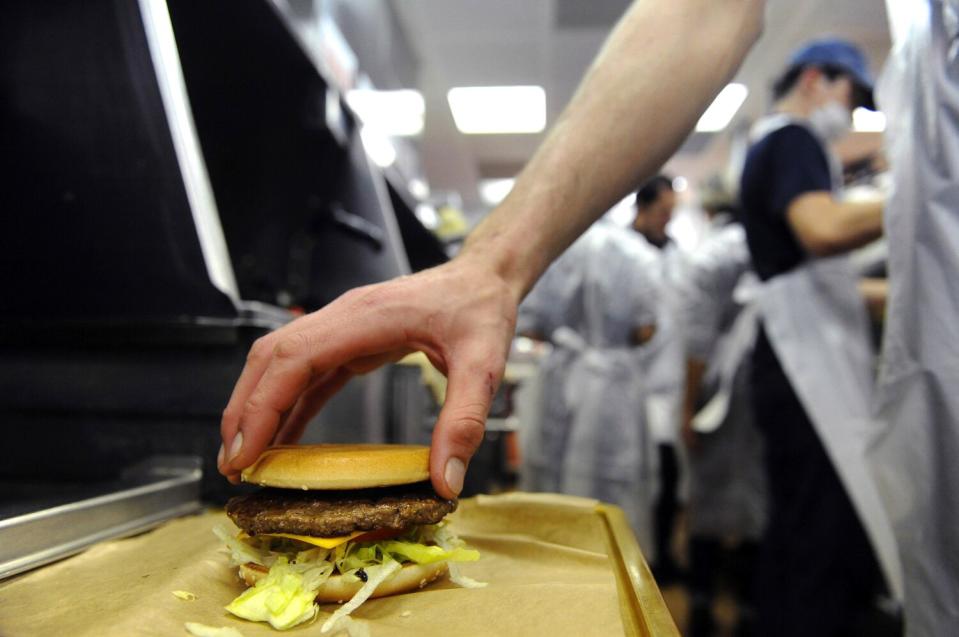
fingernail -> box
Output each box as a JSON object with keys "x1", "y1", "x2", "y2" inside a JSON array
[
  {"x1": 444, "y1": 457, "x2": 465, "y2": 496},
  {"x1": 228, "y1": 432, "x2": 244, "y2": 462},
  {"x1": 217, "y1": 444, "x2": 225, "y2": 469}
]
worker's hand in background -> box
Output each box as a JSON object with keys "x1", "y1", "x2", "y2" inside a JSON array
[{"x1": 218, "y1": 254, "x2": 519, "y2": 499}]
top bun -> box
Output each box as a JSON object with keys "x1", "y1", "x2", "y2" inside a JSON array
[{"x1": 240, "y1": 444, "x2": 431, "y2": 490}]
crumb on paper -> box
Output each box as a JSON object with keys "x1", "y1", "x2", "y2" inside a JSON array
[
  {"x1": 400, "y1": 610, "x2": 412, "y2": 618},
  {"x1": 172, "y1": 590, "x2": 198, "y2": 601},
  {"x1": 183, "y1": 622, "x2": 244, "y2": 637}
]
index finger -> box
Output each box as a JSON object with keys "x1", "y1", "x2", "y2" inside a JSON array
[{"x1": 224, "y1": 288, "x2": 423, "y2": 473}]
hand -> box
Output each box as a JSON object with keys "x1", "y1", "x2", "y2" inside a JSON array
[{"x1": 218, "y1": 255, "x2": 519, "y2": 499}]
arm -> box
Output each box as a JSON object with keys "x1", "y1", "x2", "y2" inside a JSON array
[
  {"x1": 858, "y1": 277, "x2": 888, "y2": 321},
  {"x1": 787, "y1": 192, "x2": 884, "y2": 257},
  {"x1": 675, "y1": 226, "x2": 751, "y2": 449},
  {"x1": 466, "y1": 0, "x2": 764, "y2": 298},
  {"x1": 681, "y1": 358, "x2": 707, "y2": 450},
  {"x1": 219, "y1": 0, "x2": 765, "y2": 499},
  {"x1": 632, "y1": 324, "x2": 657, "y2": 346}
]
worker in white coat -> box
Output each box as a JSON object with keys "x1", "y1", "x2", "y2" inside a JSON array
[
  {"x1": 678, "y1": 189, "x2": 765, "y2": 637},
  {"x1": 739, "y1": 39, "x2": 901, "y2": 636},
  {"x1": 870, "y1": 1, "x2": 959, "y2": 634},
  {"x1": 517, "y1": 220, "x2": 660, "y2": 547},
  {"x1": 630, "y1": 176, "x2": 688, "y2": 581}
]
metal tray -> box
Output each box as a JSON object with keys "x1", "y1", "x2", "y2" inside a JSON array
[{"x1": 0, "y1": 455, "x2": 202, "y2": 580}]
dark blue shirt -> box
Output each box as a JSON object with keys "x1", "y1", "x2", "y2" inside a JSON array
[{"x1": 739, "y1": 124, "x2": 833, "y2": 281}]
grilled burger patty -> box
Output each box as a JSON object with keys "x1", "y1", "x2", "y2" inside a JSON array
[{"x1": 226, "y1": 482, "x2": 457, "y2": 537}]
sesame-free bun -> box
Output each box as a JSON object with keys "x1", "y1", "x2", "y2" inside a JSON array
[
  {"x1": 240, "y1": 444, "x2": 431, "y2": 490},
  {"x1": 239, "y1": 560, "x2": 448, "y2": 603}
]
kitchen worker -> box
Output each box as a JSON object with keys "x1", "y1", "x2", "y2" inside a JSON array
[
  {"x1": 738, "y1": 39, "x2": 899, "y2": 636},
  {"x1": 870, "y1": 1, "x2": 959, "y2": 634},
  {"x1": 629, "y1": 176, "x2": 687, "y2": 582},
  {"x1": 218, "y1": 0, "x2": 765, "y2": 501},
  {"x1": 678, "y1": 182, "x2": 764, "y2": 637},
  {"x1": 517, "y1": 218, "x2": 660, "y2": 547}
]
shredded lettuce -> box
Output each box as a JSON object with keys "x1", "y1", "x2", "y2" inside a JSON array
[
  {"x1": 214, "y1": 525, "x2": 272, "y2": 567},
  {"x1": 225, "y1": 557, "x2": 321, "y2": 630},
  {"x1": 447, "y1": 562, "x2": 488, "y2": 589},
  {"x1": 321, "y1": 559, "x2": 401, "y2": 634},
  {"x1": 184, "y1": 623, "x2": 244, "y2": 637},
  {"x1": 433, "y1": 523, "x2": 488, "y2": 588},
  {"x1": 336, "y1": 540, "x2": 479, "y2": 571},
  {"x1": 172, "y1": 590, "x2": 198, "y2": 600},
  {"x1": 323, "y1": 616, "x2": 370, "y2": 637},
  {"x1": 217, "y1": 521, "x2": 483, "y2": 631}
]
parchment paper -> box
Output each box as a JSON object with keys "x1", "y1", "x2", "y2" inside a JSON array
[{"x1": 0, "y1": 493, "x2": 629, "y2": 636}]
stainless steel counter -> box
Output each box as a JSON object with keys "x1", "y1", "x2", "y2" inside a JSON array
[{"x1": 0, "y1": 456, "x2": 202, "y2": 580}]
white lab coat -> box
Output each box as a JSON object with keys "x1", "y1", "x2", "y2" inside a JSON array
[
  {"x1": 749, "y1": 115, "x2": 904, "y2": 601},
  {"x1": 678, "y1": 221, "x2": 766, "y2": 540},
  {"x1": 517, "y1": 222, "x2": 660, "y2": 546},
  {"x1": 871, "y1": 1, "x2": 959, "y2": 633}
]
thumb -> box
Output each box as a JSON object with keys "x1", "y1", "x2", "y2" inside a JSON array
[{"x1": 429, "y1": 348, "x2": 503, "y2": 499}]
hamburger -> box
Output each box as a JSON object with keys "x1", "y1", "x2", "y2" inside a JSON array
[{"x1": 216, "y1": 444, "x2": 484, "y2": 632}]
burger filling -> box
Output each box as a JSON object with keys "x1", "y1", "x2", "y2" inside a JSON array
[
  {"x1": 216, "y1": 484, "x2": 483, "y2": 631},
  {"x1": 225, "y1": 483, "x2": 457, "y2": 537}
]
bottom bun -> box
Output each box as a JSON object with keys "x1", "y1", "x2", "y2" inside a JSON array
[{"x1": 239, "y1": 561, "x2": 448, "y2": 603}]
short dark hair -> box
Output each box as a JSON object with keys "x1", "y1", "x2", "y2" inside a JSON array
[
  {"x1": 772, "y1": 63, "x2": 846, "y2": 101},
  {"x1": 635, "y1": 175, "x2": 673, "y2": 209}
]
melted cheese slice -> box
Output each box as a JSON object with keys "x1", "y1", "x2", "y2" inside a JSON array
[{"x1": 240, "y1": 530, "x2": 365, "y2": 549}]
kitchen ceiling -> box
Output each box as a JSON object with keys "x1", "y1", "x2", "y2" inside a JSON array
[{"x1": 391, "y1": 0, "x2": 891, "y2": 218}]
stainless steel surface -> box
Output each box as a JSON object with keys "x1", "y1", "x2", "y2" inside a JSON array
[
  {"x1": 138, "y1": 0, "x2": 240, "y2": 302},
  {"x1": 0, "y1": 456, "x2": 202, "y2": 580}
]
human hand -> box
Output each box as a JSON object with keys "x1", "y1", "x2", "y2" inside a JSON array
[{"x1": 218, "y1": 255, "x2": 519, "y2": 499}]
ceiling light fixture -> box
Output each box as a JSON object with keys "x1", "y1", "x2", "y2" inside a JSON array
[
  {"x1": 448, "y1": 86, "x2": 546, "y2": 134},
  {"x1": 478, "y1": 178, "x2": 516, "y2": 206},
  {"x1": 853, "y1": 107, "x2": 886, "y2": 133},
  {"x1": 408, "y1": 178, "x2": 430, "y2": 200},
  {"x1": 359, "y1": 126, "x2": 396, "y2": 168},
  {"x1": 346, "y1": 89, "x2": 425, "y2": 137},
  {"x1": 695, "y1": 83, "x2": 748, "y2": 133}
]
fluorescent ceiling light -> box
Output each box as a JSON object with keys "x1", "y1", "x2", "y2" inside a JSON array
[
  {"x1": 448, "y1": 86, "x2": 546, "y2": 134},
  {"x1": 853, "y1": 107, "x2": 886, "y2": 133},
  {"x1": 415, "y1": 203, "x2": 439, "y2": 228},
  {"x1": 359, "y1": 126, "x2": 396, "y2": 168},
  {"x1": 696, "y1": 83, "x2": 748, "y2": 132},
  {"x1": 347, "y1": 89, "x2": 425, "y2": 137},
  {"x1": 479, "y1": 178, "x2": 516, "y2": 206},
  {"x1": 408, "y1": 178, "x2": 430, "y2": 200}
]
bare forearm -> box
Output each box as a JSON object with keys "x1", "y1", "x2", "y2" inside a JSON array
[
  {"x1": 683, "y1": 358, "x2": 708, "y2": 419},
  {"x1": 833, "y1": 199, "x2": 884, "y2": 252},
  {"x1": 461, "y1": 0, "x2": 764, "y2": 300},
  {"x1": 858, "y1": 277, "x2": 888, "y2": 320},
  {"x1": 789, "y1": 193, "x2": 884, "y2": 256}
]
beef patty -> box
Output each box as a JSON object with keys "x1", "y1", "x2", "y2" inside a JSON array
[{"x1": 226, "y1": 482, "x2": 457, "y2": 537}]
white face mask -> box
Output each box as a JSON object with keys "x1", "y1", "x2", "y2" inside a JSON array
[{"x1": 808, "y1": 100, "x2": 852, "y2": 141}]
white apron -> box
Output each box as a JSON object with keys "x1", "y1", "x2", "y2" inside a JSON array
[
  {"x1": 683, "y1": 234, "x2": 767, "y2": 540},
  {"x1": 516, "y1": 223, "x2": 660, "y2": 547},
  {"x1": 750, "y1": 115, "x2": 904, "y2": 601},
  {"x1": 688, "y1": 303, "x2": 767, "y2": 539},
  {"x1": 556, "y1": 327, "x2": 657, "y2": 554},
  {"x1": 871, "y1": 2, "x2": 959, "y2": 633}
]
